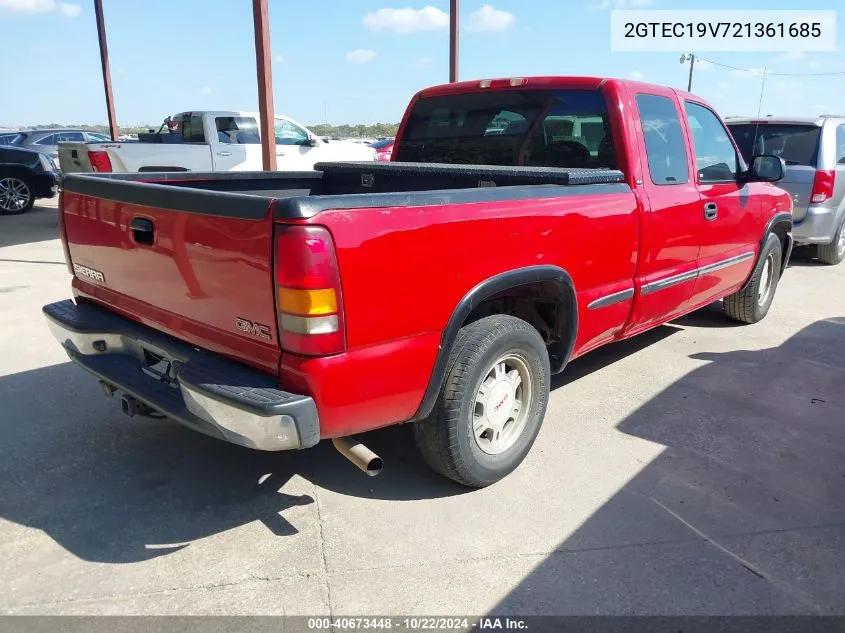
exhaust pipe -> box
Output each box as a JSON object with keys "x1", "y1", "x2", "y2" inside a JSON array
[{"x1": 332, "y1": 436, "x2": 383, "y2": 476}]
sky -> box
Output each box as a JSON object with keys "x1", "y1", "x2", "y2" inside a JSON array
[{"x1": 1, "y1": 0, "x2": 844, "y2": 128}]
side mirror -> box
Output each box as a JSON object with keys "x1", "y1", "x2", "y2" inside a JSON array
[
  {"x1": 305, "y1": 136, "x2": 319, "y2": 147},
  {"x1": 747, "y1": 154, "x2": 785, "y2": 182}
]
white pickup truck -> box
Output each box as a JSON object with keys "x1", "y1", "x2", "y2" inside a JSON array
[{"x1": 58, "y1": 111, "x2": 375, "y2": 173}]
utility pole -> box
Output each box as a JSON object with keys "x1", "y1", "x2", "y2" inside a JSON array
[
  {"x1": 449, "y1": 0, "x2": 459, "y2": 82},
  {"x1": 680, "y1": 53, "x2": 695, "y2": 92},
  {"x1": 93, "y1": 0, "x2": 119, "y2": 141},
  {"x1": 252, "y1": 0, "x2": 277, "y2": 171}
]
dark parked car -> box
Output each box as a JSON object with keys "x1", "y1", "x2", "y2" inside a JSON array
[
  {"x1": 0, "y1": 146, "x2": 59, "y2": 214},
  {"x1": 9, "y1": 129, "x2": 113, "y2": 159}
]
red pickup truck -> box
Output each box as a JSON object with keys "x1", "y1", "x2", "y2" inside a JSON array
[{"x1": 44, "y1": 76, "x2": 792, "y2": 487}]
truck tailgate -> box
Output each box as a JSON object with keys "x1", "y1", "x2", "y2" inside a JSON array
[
  {"x1": 58, "y1": 142, "x2": 96, "y2": 173},
  {"x1": 60, "y1": 177, "x2": 282, "y2": 373}
]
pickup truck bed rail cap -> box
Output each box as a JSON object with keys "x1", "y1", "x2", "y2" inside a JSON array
[
  {"x1": 275, "y1": 182, "x2": 630, "y2": 219},
  {"x1": 276, "y1": 161, "x2": 626, "y2": 219},
  {"x1": 312, "y1": 161, "x2": 624, "y2": 182},
  {"x1": 60, "y1": 163, "x2": 627, "y2": 221}
]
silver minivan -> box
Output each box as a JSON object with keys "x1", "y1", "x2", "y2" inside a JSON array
[{"x1": 728, "y1": 116, "x2": 845, "y2": 265}]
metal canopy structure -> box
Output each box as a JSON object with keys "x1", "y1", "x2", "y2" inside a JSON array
[
  {"x1": 92, "y1": 0, "x2": 460, "y2": 170},
  {"x1": 252, "y1": 0, "x2": 277, "y2": 170},
  {"x1": 93, "y1": 0, "x2": 118, "y2": 141}
]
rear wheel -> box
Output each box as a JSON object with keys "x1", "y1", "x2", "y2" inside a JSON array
[
  {"x1": 724, "y1": 233, "x2": 782, "y2": 324},
  {"x1": 817, "y1": 216, "x2": 845, "y2": 265},
  {"x1": 0, "y1": 176, "x2": 34, "y2": 215},
  {"x1": 413, "y1": 315, "x2": 550, "y2": 488}
]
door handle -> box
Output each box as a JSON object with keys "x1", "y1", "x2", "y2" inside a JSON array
[
  {"x1": 276, "y1": 150, "x2": 286, "y2": 156},
  {"x1": 130, "y1": 217, "x2": 155, "y2": 245},
  {"x1": 216, "y1": 151, "x2": 232, "y2": 157},
  {"x1": 704, "y1": 202, "x2": 718, "y2": 221}
]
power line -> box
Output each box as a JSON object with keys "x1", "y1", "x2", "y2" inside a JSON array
[{"x1": 695, "y1": 55, "x2": 845, "y2": 77}]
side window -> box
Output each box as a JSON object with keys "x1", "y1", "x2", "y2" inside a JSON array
[
  {"x1": 274, "y1": 120, "x2": 308, "y2": 146},
  {"x1": 181, "y1": 115, "x2": 206, "y2": 143},
  {"x1": 215, "y1": 117, "x2": 260, "y2": 144},
  {"x1": 837, "y1": 125, "x2": 845, "y2": 165},
  {"x1": 88, "y1": 133, "x2": 111, "y2": 142},
  {"x1": 56, "y1": 132, "x2": 85, "y2": 143},
  {"x1": 635, "y1": 94, "x2": 690, "y2": 185},
  {"x1": 684, "y1": 101, "x2": 739, "y2": 182},
  {"x1": 35, "y1": 134, "x2": 57, "y2": 146}
]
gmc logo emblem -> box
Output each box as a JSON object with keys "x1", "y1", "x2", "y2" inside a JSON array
[
  {"x1": 73, "y1": 263, "x2": 105, "y2": 283},
  {"x1": 235, "y1": 317, "x2": 272, "y2": 341}
]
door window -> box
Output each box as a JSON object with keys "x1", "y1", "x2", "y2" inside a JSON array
[
  {"x1": 37, "y1": 132, "x2": 85, "y2": 144},
  {"x1": 274, "y1": 120, "x2": 309, "y2": 146},
  {"x1": 635, "y1": 94, "x2": 690, "y2": 185},
  {"x1": 684, "y1": 102, "x2": 739, "y2": 182}
]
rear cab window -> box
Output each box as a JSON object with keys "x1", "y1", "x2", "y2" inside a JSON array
[
  {"x1": 728, "y1": 123, "x2": 821, "y2": 167},
  {"x1": 215, "y1": 116, "x2": 260, "y2": 144},
  {"x1": 171, "y1": 114, "x2": 206, "y2": 144},
  {"x1": 395, "y1": 89, "x2": 619, "y2": 170}
]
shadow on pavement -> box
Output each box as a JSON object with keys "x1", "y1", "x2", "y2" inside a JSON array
[
  {"x1": 0, "y1": 361, "x2": 466, "y2": 564},
  {"x1": 553, "y1": 324, "x2": 680, "y2": 388},
  {"x1": 0, "y1": 203, "x2": 61, "y2": 250},
  {"x1": 786, "y1": 246, "x2": 827, "y2": 268},
  {"x1": 672, "y1": 301, "x2": 747, "y2": 329},
  {"x1": 490, "y1": 317, "x2": 845, "y2": 615}
]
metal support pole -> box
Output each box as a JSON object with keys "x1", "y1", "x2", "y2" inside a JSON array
[
  {"x1": 687, "y1": 54, "x2": 695, "y2": 92},
  {"x1": 252, "y1": 0, "x2": 277, "y2": 171},
  {"x1": 449, "y1": 0, "x2": 459, "y2": 83},
  {"x1": 94, "y1": 0, "x2": 118, "y2": 141}
]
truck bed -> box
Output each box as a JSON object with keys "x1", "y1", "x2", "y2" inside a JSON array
[{"x1": 61, "y1": 161, "x2": 626, "y2": 221}]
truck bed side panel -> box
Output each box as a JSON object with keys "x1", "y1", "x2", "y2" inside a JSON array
[
  {"x1": 59, "y1": 143, "x2": 213, "y2": 173},
  {"x1": 303, "y1": 186, "x2": 638, "y2": 420}
]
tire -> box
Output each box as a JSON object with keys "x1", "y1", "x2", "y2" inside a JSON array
[
  {"x1": 817, "y1": 216, "x2": 845, "y2": 265},
  {"x1": 0, "y1": 175, "x2": 34, "y2": 215},
  {"x1": 413, "y1": 315, "x2": 551, "y2": 488},
  {"x1": 724, "y1": 233, "x2": 783, "y2": 324}
]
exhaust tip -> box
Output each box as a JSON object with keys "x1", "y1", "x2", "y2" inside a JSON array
[
  {"x1": 365, "y1": 456, "x2": 384, "y2": 476},
  {"x1": 333, "y1": 437, "x2": 383, "y2": 477}
]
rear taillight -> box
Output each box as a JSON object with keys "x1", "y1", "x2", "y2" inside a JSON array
[
  {"x1": 811, "y1": 169, "x2": 835, "y2": 203},
  {"x1": 88, "y1": 150, "x2": 112, "y2": 173},
  {"x1": 274, "y1": 225, "x2": 345, "y2": 356}
]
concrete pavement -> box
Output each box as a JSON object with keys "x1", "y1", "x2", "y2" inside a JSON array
[{"x1": 1, "y1": 200, "x2": 844, "y2": 615}]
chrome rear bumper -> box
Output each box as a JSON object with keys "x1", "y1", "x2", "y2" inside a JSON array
[{"x1": 43, "y1": 299, "x2": 319, "y2": 451}]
